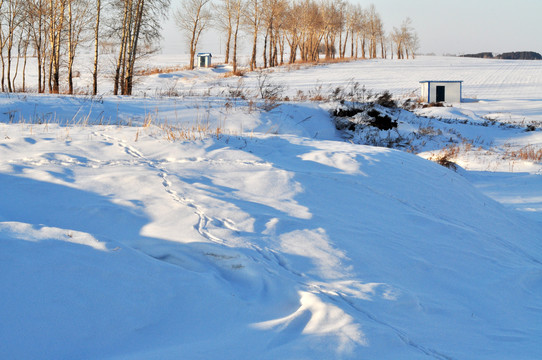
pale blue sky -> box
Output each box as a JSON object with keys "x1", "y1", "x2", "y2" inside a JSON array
[
  {"x1": 374, "y1": 0, "x2": 542, "y2": 55},
  {"x1": 161, "y1": 0, "x2": 542, "y2": 56}
]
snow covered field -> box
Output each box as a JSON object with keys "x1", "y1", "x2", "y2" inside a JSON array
[{"x1": 1, "y1": 56, "x2": 542, "y2": 359}]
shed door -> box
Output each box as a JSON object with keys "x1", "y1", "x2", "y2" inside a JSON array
[
  {"x1": 199, "y1": 57, "x2": 206, "y2": 67},
  {"x1": 436, "y1": 86, "x2": 445, "y2": 102}
]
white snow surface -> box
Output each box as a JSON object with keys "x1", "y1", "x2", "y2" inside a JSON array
[{"x1": 1, "y1": 56, "x2": 542, "y2": 359}]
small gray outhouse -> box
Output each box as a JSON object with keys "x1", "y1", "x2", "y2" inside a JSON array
[
  {"x1": 197, "y1": 53, "x2": 212, "y2": 68},
  {"x1": 420, "y1": 80, "x2": 463, "y2": 103}
]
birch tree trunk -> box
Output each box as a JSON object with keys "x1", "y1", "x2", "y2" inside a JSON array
[{"x1": 93, "y1": 0, "x2": 100, "y2": 95}]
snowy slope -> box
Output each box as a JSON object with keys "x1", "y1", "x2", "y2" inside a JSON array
[
  {"x1": 1, "y1": 122, "x2": 542, "y2": 359},
  {"x1": 2, "y1": 56, "x2": 542, "y2": 359}
]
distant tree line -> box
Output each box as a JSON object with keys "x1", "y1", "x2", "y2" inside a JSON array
[
  {"x1": 176, "y1": 0, "x2": 419, "y2": 71},
  {"x1": 0, "y1": 0, "x2": 418, "y2": 95},
  {"x1": 461, "y1": 51, "x2": 542, "y2": 60},
  {"x1": 0, "y1": 0, "x2": 170, "y2": 95}
]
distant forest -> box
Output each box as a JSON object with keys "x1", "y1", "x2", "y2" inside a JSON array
[{"x1": 461, "y1": 51, "x2": 542, "y2": 60}]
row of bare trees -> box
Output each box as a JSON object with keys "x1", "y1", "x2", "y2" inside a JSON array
[
  {"x1": 0, "y1": 0, "x2": 170, "y2": 95},
  {"x1": 0, "y1": 0, "x2": 417, "y2": 95},
  {"x1": 177, "y1": 0, "x2": 419, "y2": 71}
]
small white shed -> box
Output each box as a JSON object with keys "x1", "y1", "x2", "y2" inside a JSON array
[
  {"x1": 419, "y1": 80, "x2": 463, "y2": 103},
  {"x1": 197, "y1": 53, "x2": 212, "y2": 68}
]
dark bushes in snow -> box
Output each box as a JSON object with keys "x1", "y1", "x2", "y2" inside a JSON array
[
  {"x1": 332, "y1": 107, "x2": 364, "y2": 118},
  {"x1": 374, "y1": 90, "x2": 397, "y2": 108},
  {"x1": 332, "y1": 105, "x2": 398, "y2": 131},
  {"x1": 366, "y1": 109, "x2": 397, "y2": 130}
]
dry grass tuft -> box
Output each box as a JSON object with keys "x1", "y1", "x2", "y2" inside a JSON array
[
  {"x1": 221, "y1": 70, "x2": 246, "y2": 78},
  {"x1": 429, "y1": 144, "x2": 461, "y2": 170},
  {"x1": 505, "y1": 145, "x2": 542, "y2": 162},
  {"x1": 142, "y1": 113, "x2": 154, "y2": 128},
  {"x1": 136, "y1": 66, "x2": 188, "y2": 76},
  {"x1": 157, "y1": 118, "x2": 230, "y2": 142}
]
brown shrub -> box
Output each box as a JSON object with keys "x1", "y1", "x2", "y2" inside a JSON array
[
  {"x1": 221, "y1": 70, "x2": 246, "y2": 78},
  {"x1": 430, "y1": 144, "x2": 461, "y2": 170},
  {"x1": 505, "y1": 145, "x2": 542, "y2": 162}
]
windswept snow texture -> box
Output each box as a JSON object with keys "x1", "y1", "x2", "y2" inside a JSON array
[{"x1": 1, "y1": 56, "x2": 542, "y2": 359}]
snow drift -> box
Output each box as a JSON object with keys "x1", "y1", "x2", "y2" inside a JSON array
[
  {"x1": 1, "y1": 56, "x2": 542, "y2": 359},
  {"x1": 1, "y1": 118, "x2": 542, "y2": 359}
]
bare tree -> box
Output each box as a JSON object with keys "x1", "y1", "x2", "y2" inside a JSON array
[
  {"x1": 47, "y1": 0, "x2": 67, "y2": 94},
  {"x1": 214, "y1": 0, "x2": 233, "y2": 63},
  {"x1": 0, "y1": 0, "x2": 8, "y2": 92},
  {"x1": 403, "y1": 18, "x2": 419, "y2": 59},
  {"x1": 175, "y1": 0, "x2": 212, "y2": 70},
  {"x1": 391, "y1": 18, "x2": 418, "y2": 60},
  {"x1": 67, "y1": 0, "x2": 91, "y2": 94},
  {"x1": 344, "y1": 3, "x2": 359, "y2": 58},
  {"x1": 390, "y1": 27, "x2": 401, "y2": 59},
  {"x1": 92, "y1": 0, "x2": 101, "y2": 95},
  {"x1": 335, "y1": 0, "x2": 347, "y2": 59},
  {"x1": 243, "y1": 0, "x2": 260, "y2": 70},
  {"x1": 260, "y1": 0, "x2": 287, "y2": 67},
  {"x1": 294, "y1": 0, "x2": 323, "y2": 62},
  {"x1": 17, "y1": 21, "x2": 31, "y2": 91},
  {"x1": 112, "y1": 0, "x2": 170, "y2": 95},
  {"x1": 272, "y1": 0, "x2": 287, "y2": 65},
  {"x1": 230, "y1": 0, "x2": 243, "y2": 73},
  {"x1": 0, "y1": 0, "x2": 25, "y2": 92},
  {"x1": 321, "y1": 0, "x2": 342, "y2": 60},
  {"x1": 358, "y1": 7, "x2": 368, "y2": 59},
  {"x1": 366, "y1": 4, "x2": 383, "y2": 59},
  {"x1": 26, "y1": 0, "x2": 49, "y2": 93},
  {"x1": 283, "y1": 1, "x2": 299, "y2": 63}
]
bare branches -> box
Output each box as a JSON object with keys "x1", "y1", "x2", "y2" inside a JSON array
[
  {"x1": 0, "y1": 0, "x2": 169, "y2": 95},
  {"x1": 242, "y1": 0, "x2": 260, "y2": 70},
  {"x1": 214, "y1": 0, "x2": 234, "y2": 63},
  {"x1": 67, "y1": 0, "x2": 92, "y2": 94},
  {"x1": 175, "y1": 0, "x2": 212, "y2": 70},
  {"x1": 0, "y1": 0, "x2": 25, "y2": 92},
  {"x1": 230, "y1": 0, "x2": 244, "y2": 73},
  {"x1": 110, "y1": 0, "x2": 170, "y2": 95},
  {"x1": 0, "y1": 0, "x2": 416, "y2": 96},
  {"x1": 391, "y1": 18, "x2": 419, "y2": 60},
  {"x1": 92, "y1": 0, "x2": 101, "y2": 95}
]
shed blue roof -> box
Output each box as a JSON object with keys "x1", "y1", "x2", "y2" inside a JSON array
[{"x1": 419, "y1": 80, "x2": 463, "y2": 83}]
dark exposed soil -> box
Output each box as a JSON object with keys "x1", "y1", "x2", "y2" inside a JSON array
[
  {"x1": 366, "y1": 109, "x2": 397, "y2": 130},
  {"x1": 333, "y1": 105, "x2": 398, "y2": 131}
]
